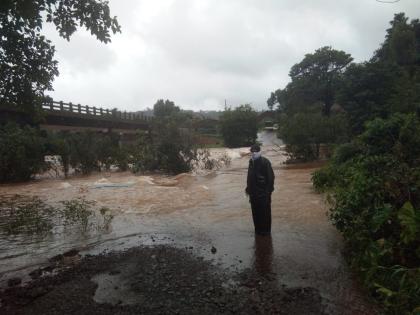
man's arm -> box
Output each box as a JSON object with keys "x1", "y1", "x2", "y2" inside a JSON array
[
  {"x1": 245, "y1": 161, "x2": 251, "y2": 195},
  {"x1": 266, "y1": 160, "x2": 275, "y2": 193}
]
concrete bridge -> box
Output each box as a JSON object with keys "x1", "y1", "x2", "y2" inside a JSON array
[{"x1": 0, "y1": 100, "x2": 151, "y2": 134}]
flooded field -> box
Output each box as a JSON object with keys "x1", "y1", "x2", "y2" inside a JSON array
[{"x1": 0, "y1": 132, "x2": 376, "y2": 314}]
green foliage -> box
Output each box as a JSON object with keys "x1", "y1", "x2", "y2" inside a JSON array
[
  {"x1": 312, "y1": 113, "x2": 420, "y2": 314},
  {"x1": 60, "y1": 198, "x2": 95, "y2": 231},
  {"x1": 153, "y1": 99, "x2": 181, "y2": 119},
  {"x1": 131, "y1": 133, "x2": 158, "y2": 173},
  {"x1": 339, "y1": 13, "x2": 420, "y2": 136},
  {"x1": 398, "y1": 202, "x2": 420, "y2": 244},
  {"x1": 268, "y1": 46, "x2": 353, "y2": 162},
  {"x1": 99, "y1": 206, "x2": 114, "y2": 230},
  {"x1": 269, "y1": 47, "x2": 353, "y2": 116},
  {"x1": 374, "y1": 13, "x2": 419, "y2": 67},
  {"x1": 0, "y1": 0, "x2": 120, "y2": 121},
  {"x1": 220, "y1": 104, "x2": 258, "y2": 148},
  {"x1": 67, "y1": 131, "x2": 101, "y2": 174},
  {"x1": 0, "y1": 123, "x2": 47, "y2": 182},
  {"x1": 0, "y1": 195, "x2": 54, "y2": 235},
  {"x1": 131, "y1": 100, "x2": 198, "y2": 174},
  {"x1": 46, "y1": 131, "x2": 71, "y2": 176},
  {"x1": 48, "y1": 131, "x2": 129, "y2": 175},
  {"x1": 154, "y1": 117, "x2": 195, "y2": 174},
  {"x1": 0, "y1": 123, "x2": 135, "y2": 181},
  {"x1": 278, "y1": 112, "x2": 348, "y2": 161},
  {"x1": 112, "y1": 146, "x2": 132, "y2": 172},
  {"x1": 0, "y1": 195, "x2": 115, "y2": 235},
  {"x1": 275, "y1": 13, "x2": 420, "y2": 313}
]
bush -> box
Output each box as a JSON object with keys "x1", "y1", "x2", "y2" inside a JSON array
[
  {"x1": 312, "y1": 113, "x2": 420, "y2": 314},
  {"x1": 220, "y1": 105, "x2": 258, "y2": 148},
  {"x1": 131, "y1": 102, "x2": 200, "y2": 175},
  {"x1": 48, "y1": 131, "x2": 129, "y2": 175},
  {"x1": 0, "y1": 195, "x2": 54, "y2": 234},
  {"x1": 0, "y1": 123, "x2": 47, "y2": 182},
  {"x1": 46, "y1": 131, "x2": 71, "y2": 177},
  {"x1": 131, "y1": 122, "x2": 196, "y2": 174},
  {"x1": 131, "y1": 134, "x2": 158, "y2": 173},
  {"x1": 113, "y1": 146, "x2": 132, "y2": 171},
  {"x1": 279, "y1": 112, "x2": 348, "y2": 161},
  {"x1": 67, "y1": 131, "x2": 101, "y2": 174}
]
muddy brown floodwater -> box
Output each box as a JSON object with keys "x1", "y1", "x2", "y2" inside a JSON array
[{"x1": 0, "y1": 132, "x2": 378, "y2": 314}]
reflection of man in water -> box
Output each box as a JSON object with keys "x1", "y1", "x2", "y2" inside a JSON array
[
  {"x1": 254, "y1": 234, "x2": 273, "y2": 275},
  {"x1": 245, "y1": 144, "x2": 275, "y2": 235}
]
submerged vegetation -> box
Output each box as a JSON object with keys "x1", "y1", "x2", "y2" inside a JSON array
[
  {"x1": 0, "y1": 195, "x2": 54, "y2": 235},
  {"x1": 0, "y1": 123, "x2": 48, "y2": 182},
  {"x1": 0, "y1": 195, "x2": 114, "y2": 236},
  {"x1": 0, "y1": 99, "x2": 232, "y2": 182}
]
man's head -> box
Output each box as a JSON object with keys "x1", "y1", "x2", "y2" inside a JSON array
[
  {"x1": 250, "y1": 144, "x2": 260, "y2": 153},
  {"x1": 250, "y1": 144, "x2": 261, "y2": 160}
]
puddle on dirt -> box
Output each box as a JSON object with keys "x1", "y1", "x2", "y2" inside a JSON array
[{"x1": 0, "y1": 132, "x2": 376, "y2": 314}]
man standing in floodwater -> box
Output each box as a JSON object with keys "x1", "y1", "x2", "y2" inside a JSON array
[{"x1": 245, "y1": 144, "x2": 275, "y2": 235}]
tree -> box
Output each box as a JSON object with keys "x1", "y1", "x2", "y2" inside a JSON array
[
  {"x1": 287, "y1": 46, "x2": 353, "y2": 116},
  {"x1": 373, "y1": 13, "x2": 419, "y2": 67},
  {"x1": 131, "y1": 99, "x2": 196, "y2": 174},
  {"x1": 0, "y1": 0, "x2": 121, "y2": 122},
  {"x1": 153, "y1": 99, "x2": 181, "y2": 119},
  {"x1": 338, "y1": 62, "x2": 401, "y2": 135},
  {"x1": 278, "y1": 112, "x2": 348, "y2": 161},
  {"x1": 267, "y1": 92, "x2": 276, "y2": 111},
  {"x1": 339, "y1": 13, "x2": 420, "y2": 135},
  {"x1": 220, "y1": 104, "x2": 258, "y2": 148}
]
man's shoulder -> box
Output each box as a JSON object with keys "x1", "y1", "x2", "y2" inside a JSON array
[{"x1": 261, "y1": 156, "x2": 271, "y2": 164}]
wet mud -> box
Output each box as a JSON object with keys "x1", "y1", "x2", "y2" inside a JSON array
[
  {"x1": 0, "y1": 245, "x2": 325, "y2": 315},
  {"x1": 0, "y1": 132, "x2": 378, "y2": 314}
]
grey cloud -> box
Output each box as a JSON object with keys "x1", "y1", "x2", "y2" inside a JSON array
[
  {"x1": 46, "y1": 0, "x2": 420, "y2": 111},
  {"x1": 43, "y1": 25, "x2": 117, "y2": 73}
]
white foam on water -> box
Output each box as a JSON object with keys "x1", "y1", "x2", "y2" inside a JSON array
[
  {"x1": 136, "y1": 176, "x2": 155, "y2": 185},
  {"x1": 60, "y1": 182, "x2": 72, "y2": 189},
  {"x1": 94, "y1": 178, "x2": 111, "y2": 185}
]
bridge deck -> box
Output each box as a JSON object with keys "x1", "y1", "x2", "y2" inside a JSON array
[{"x1": 0, "y1": 101, "x2": 151, "y2": 132}]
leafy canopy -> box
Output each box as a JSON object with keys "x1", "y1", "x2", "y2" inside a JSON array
[
  {"x1": 268, "y1": 46, "x2": 353, "y2": 116},
  {"x1": 0, "y1": 0, "x2": 121, "y2": 119},
  {"x1": 338, "y1": 13, "x2": 420, "y2": 135},
  {"x1": 153, "y1": 99, "x2": 181, "y2": 120},
  {"x1": 220, "y1": 104, "x2": 258, "y2": 148}
]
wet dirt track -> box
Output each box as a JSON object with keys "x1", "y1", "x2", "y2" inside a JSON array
[{"x1": 0, "y1": 132, "x2": 378, "y2": 314}]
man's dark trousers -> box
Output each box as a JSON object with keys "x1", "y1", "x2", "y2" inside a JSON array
[{"x1": 250, "y1": 194, "x2": 271, "y2": 235}]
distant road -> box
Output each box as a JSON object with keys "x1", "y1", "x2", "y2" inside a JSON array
[{"x1": 257, "y1": 130, "x2": 283, "y2": 146}]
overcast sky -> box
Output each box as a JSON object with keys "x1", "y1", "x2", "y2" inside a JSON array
[{"x1": 44, "y1": 0, "x2": 420, "y2": 112}]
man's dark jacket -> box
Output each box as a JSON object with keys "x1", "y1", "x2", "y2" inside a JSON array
[{"x1": 246, "y1": 156, "x2": 275, "y2": 198}]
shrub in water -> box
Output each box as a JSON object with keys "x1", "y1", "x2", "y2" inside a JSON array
[
  {"x1": 0, "y1": 123, "x2": 47, "y2": 182},
  {"x1": 0, "y1": 195, "x2": 54, "y2": 235}
]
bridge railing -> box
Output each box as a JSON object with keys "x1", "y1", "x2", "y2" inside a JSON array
[{"x1": 42, "y1": 100, "x2": 152, "y2": 122}]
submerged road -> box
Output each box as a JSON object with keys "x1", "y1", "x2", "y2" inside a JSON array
[{"x1": 0, "y1": 132, "x2": 376, "y2": 314}]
